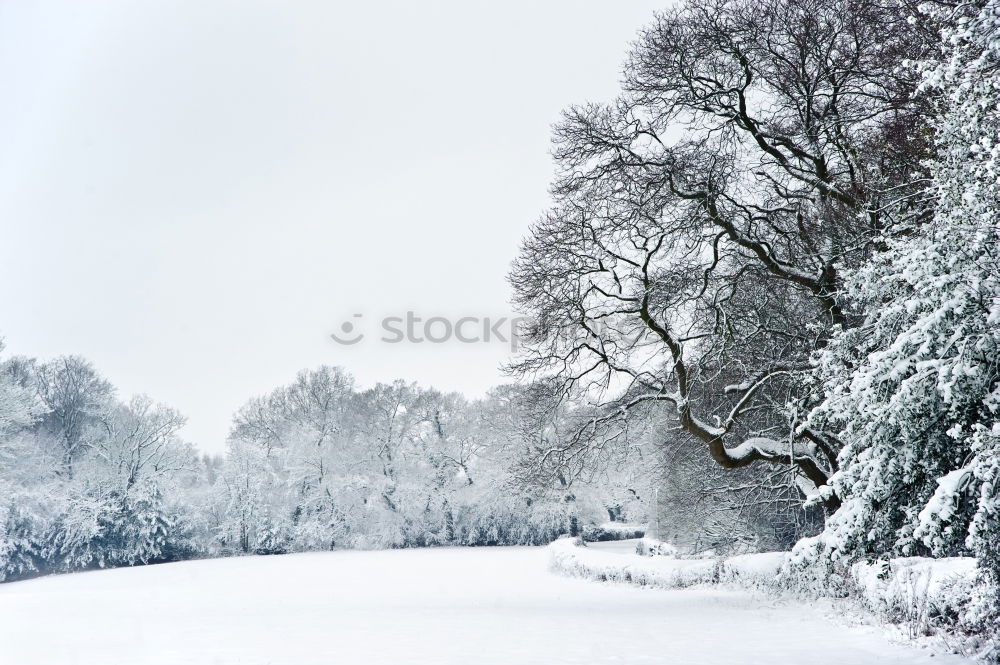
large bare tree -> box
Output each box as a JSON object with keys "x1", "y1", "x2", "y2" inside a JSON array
[{"x1": 509, "y1": 0, "x2": 934, "y2": 513}]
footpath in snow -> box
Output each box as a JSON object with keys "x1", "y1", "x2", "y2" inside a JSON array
[{"x1": 0, "y1": 545, "x2": 977, "y2": 665}]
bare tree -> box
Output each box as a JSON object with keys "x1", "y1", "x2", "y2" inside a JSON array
[
  {"x1": 509, "y1": 0, "x2": 934, "y2": 512},
  {"x1": 92, "y1": 395, "x2": 192, "y2": 492},
  {"x1": 35, "y1": 356, "x2": 115, "y2": 476}
]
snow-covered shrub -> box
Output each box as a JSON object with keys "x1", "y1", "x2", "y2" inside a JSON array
[
  {"x1": 623, "y1": 539, "x2": 795, "y2": 592},
  {"x1": 718, "y1": 552, "x2": 790, "y2": 591},
  {"x1": 46, "y1": 491, "x2": 111, "y2": 572},
  {"x1": 581, "y1": 522, "x2": 645, "y2": 542},
  {"x1": 0, "y1": 484, "x2": 52, "y2": 581},
  {"x1": 42, "y1": 481, "x2": 203, "y2": 573},
  {"x1": 549, "y1": 537, "x2": 718, "y2": 588},
  {"x1": 785, "y1": 535, "x2": 852, "y2": 598},
  {"x1": 851, "y1": 558, "x2": 980, "y2": 637},
  {"x1": 104, "y1": 487, "x2": 171, "y2": 566},
  {"x1": 634, "y1": 537, "x2": 679, "y2": 558},
  {"x1": 106, "y1": 483, "x2": 203, "y2": 566}
]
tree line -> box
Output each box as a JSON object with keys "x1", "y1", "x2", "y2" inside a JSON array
[{"x1": 0, "y1": 353, "x2": 659, "y2": 581}]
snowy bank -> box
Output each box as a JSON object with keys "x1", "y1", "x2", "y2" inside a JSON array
[
  {"x1": 553, "y1": 537, "x2": 982, "y2": 610},
  {"x1": 719, "y1": 551, "x2": 790, "y2": 590},
  {"x1": 549, "y1": 537, "x2": 718, "y2": 588},
  {"x1": 550, "y1": 538, "x2": 992, "y2": 659},
  {"x1": 848, "y1": 557, "x2": 999, "y2": 659},
  {"x1": 550, "y1": 536, "x2": 795, "y2": 592}
]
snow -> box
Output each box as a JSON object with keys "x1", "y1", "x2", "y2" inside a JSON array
[
  {"x1": 851, "y1": 556, "x2": 979, "y2": 619},
  {"x1": 916, "y1": 467, "x2": 973, "y2": 545},
  {"x1": 0, "y1": 546, "x2": 975, "y2": 665},
  {"x1": 634, "y1": 536, "x2": 680, "y2": 557},
  {"x1": 586, "y1": 537, "x2": 645, "y2": 554},
  {"x1": 551, "y1": 536, "x2": 718, "y2": 588},
  {"x1": 556, "y1": 537, "x2": 792, "y2": 591},
  {"x1": 720, "y1": 551, "x2": 790, "y2": 588}
]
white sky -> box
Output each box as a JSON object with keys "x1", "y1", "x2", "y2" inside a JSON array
[{"x1": 0, "y1": 1, "x2": 665, "y2": 454}]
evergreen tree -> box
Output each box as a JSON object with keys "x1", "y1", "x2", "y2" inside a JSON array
[{"x1": 805, "y1": 0, "x2": 1000, "y2": 626}]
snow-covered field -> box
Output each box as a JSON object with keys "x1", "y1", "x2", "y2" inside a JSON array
[{"x1": 0, "y1": 547, "x2": 974, "y2": 665}]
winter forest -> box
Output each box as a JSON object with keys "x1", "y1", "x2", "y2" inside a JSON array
[
  {"x1": 0, "y1": 357, "x2": 660, "y2": 568},
  {"x1": 2, "y1": 0, "x2": 1000, "y2": 661}
]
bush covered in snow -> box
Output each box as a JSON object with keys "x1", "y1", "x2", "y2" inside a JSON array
[
  {"x1": 635, "y1": 537, "x2": 679, "y2": 558},
  {"x1": 581, "y1": 522, "x2": 645, "y2": 542},
  {"x1": 718, "y1": 552, "x2": 790, "y2": 591},
  {"x1": 549, "y1": 537, "x2": 719, "y2": 588},
  {"x1": 849, "y1": 557, "x2": 997, "y2": 658},
  {"x1": 851, "y1": 558, "x2": 978, "y2": 632},
  {"x1": 553, "y1": 537, "x2": 799, "y2": 593}
]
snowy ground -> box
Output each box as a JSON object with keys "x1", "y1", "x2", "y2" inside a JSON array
[{"x1": 0, "y1": 547, "x2": 975, "y2": 665}]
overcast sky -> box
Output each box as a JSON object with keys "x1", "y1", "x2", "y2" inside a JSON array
[{"x1": 0, "y1": 0, "x2": 665, "y2": 454}]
